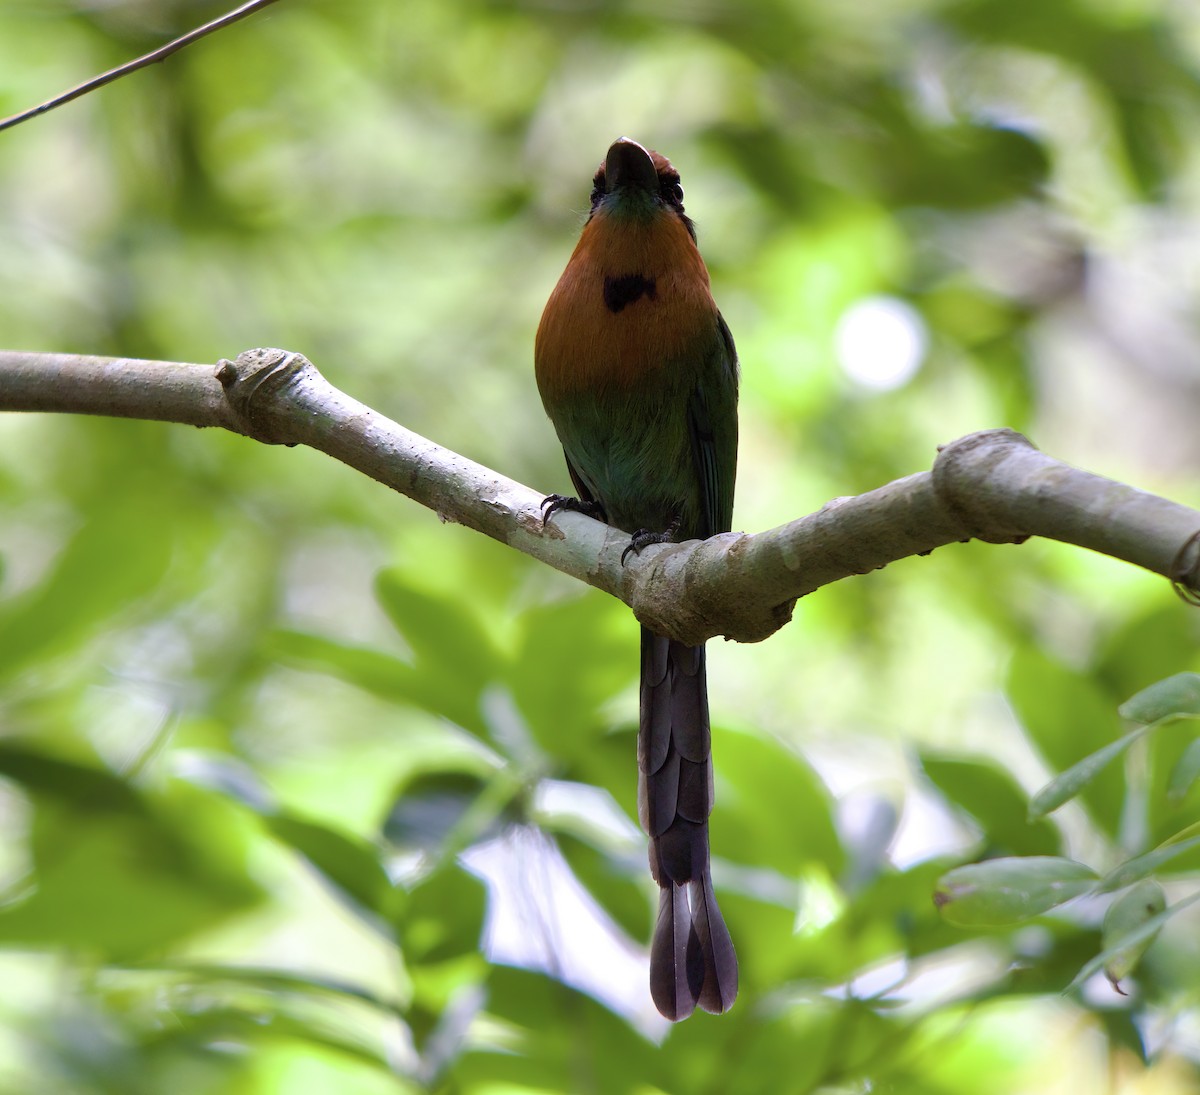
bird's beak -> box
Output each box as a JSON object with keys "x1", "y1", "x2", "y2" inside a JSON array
[{"x1": 605, "y1": 137, "x2": 658, "y2": 195}]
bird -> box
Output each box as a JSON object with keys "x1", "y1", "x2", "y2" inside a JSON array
[{"x1": 535, "y1": 137, "x2": 739, "y2": 1020}]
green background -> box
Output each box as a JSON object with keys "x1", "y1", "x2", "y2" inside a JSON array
[{"x1": 1, "y1": 0, "x2": 1199, "y2": 1091}]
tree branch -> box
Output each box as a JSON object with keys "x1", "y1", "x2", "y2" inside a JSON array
[
  {"x1": 0, "y1": 0, "x2": 282, "y2": 134},
  {"x1": 1, "y1": 347, "x2": 1197, "y2": 644}
]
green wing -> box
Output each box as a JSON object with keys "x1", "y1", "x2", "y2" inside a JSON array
[{"x1": 688, "y1": 312, "x2": 739, "y2": 537}]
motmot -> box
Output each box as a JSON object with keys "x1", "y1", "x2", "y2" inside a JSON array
[{"x1": 535, "y1": 137, "x2": 739, "y2": 1020}]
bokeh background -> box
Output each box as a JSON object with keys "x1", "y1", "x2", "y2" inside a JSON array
[{"x1": 2, "y1": 1, "x2": 1200, "y2": 1092}]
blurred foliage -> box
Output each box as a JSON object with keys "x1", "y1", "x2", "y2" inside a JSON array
[{"x1": 2, "y1": 0, "x2": 1200, "y2": 1091}]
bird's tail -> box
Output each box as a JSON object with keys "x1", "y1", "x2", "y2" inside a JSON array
[{"x1": 638, "y1": 628, "x2": 738, "y2": 1020}]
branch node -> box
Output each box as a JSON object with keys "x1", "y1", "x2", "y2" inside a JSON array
[
  {"x1": 220, "y1": 348, "x2": 313, "y2": 445},
  {"x1": 1170, "y1": 529, "x2": 1200, "y2": 607},
  {"x1": 932, "y1": 428, "x2": 1036, "y2": 545}
]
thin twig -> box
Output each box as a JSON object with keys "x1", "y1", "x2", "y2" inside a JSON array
[{"x1": 0, "y1": 0, "x2": 282, "y2": 134}]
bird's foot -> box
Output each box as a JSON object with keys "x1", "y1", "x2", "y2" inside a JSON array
[
  {"x1": 621, "y1": 514, "x2": 682, "y2": 566},
  {"x1": 541, "y1": 494, "x2": 607, "y2": 525}
]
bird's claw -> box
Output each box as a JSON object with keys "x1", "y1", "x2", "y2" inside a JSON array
[
  {"x1": 620, "y1": 515, "x2": 682, "y2": 566},
  {"x1": 541, "y1": 494, "x2": 607, "y2": 526}
]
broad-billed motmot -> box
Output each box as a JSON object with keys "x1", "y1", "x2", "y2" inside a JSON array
[{"x1": 535, "y1": 137, "x2": 739, "y2": 1020}]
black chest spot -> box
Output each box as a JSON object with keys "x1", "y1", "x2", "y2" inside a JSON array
[{"x1": 603, "y1": 274, "x2": 657, "y2": 314}]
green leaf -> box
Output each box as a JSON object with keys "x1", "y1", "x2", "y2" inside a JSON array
[
  {"x1": 1097, "y1": 1009, "x2": 1149, "y2": 1066},
  {"x1": 1119, "y1": 672, "x2": 1200, "y2": 724},
  {"x1": 382, "y1": 769, "x2": 492, "y2": 857},
  {"x1": 120, "y1": 960, "x2": 408, "y2": 1018},
  {"x1": 710, "y1": 724, "x2": 843, "y2": 876},
  {"x1": 510, "y1": 594, "x2": 633, "y2": 760},
  {"x1": 1096, "y1": 605, "x2": 1200, "y2": 702},
  {"x1": 1168, "y1": 739, "x2": 1200, "y2": 803},
  {"x1": 1099, "y1": 826, "x2": 1200, "y2": 892},
  {"x1": 561, "y1": 728, "x2": 639, "y2": 824},
  {"x1": 397, "y1": 864, "x2": 487, "y2": 965},
  {"x1": 270, "y1": 629, "x2": 419, "y2": 701},
  {"x1": 460, "y1": 966, "x2": 661, "y2": 1092},
  {"x1": 934, "y1": 856, "x2": 1098, "y2": 927},
  {"x1": 265, "y1": 813, "x2": 394, "y2": 921},
  {"x1": 726, "y1": 885, "x2": 817, "y2": 990},
  {"x1": 0, "y1": 744, "x2": 144, "y2": 812},
  {"x1": 794, "y1": 858, "x2": 963, "y2": 984},
  {"x1": 920, "y1": 752, "x2": 1061, "y2": 855},
  {"x1": 0, "y1": 746, "x2": 261, "y2": 957},
  {"x1": 700, "y1": 996, "x2": 842, "y2": 1094},
  {"x1": 1144, "y1": 698, "x2": 1200, "y2": 846},
  {"x1": 1068, "y1": 890, "x2": 1200, "y2": 993},
  {"x1": 1101, "y1": 880, "x2": 1166, "y2": 991},
  {"x1": 374, "y1": 570, "x2": 500, "y2": 689},
  {"x1": 271, "y1": 629, "x2": 488, "y2": 738},
  {"x1": 1006, "y1": 646, "x2": 1127, "y2": 835},
  {"x1": 863, "y1": 95, "x2": 1050, "y2": 209},
  {"x1": 1028, "y1": 724, "x2": 1148, "y2": 819},
  {"x1": 0, "y1": 499, "x2": 171, "y2": 679},
  {"x1": 369, "y1": 572, "x2": 509, "y2": 741}
]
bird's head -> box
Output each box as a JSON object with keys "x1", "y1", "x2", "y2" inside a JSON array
[{"x1": 587, "y1": 137, "x2": 696, "y2": 242}]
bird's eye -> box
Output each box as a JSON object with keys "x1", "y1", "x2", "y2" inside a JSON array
[
  {"x1": 590, "y1": 167, "x2": 607, "y2": 210},
  {"x1": 661, "y1": 179, "x2": 684, "y2": 206}
]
